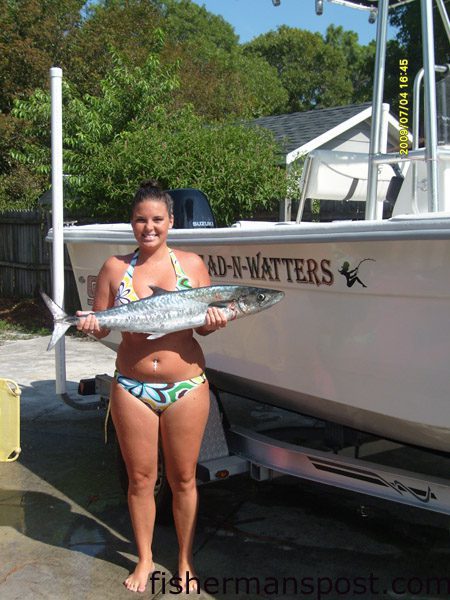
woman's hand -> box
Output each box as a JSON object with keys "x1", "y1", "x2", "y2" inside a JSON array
[
  {"x1": 76, "y1": 311, "x2": 102, "y2": 337},
  {"x1": 195, "y1": 306, "x2": 228, "y2": 336}
]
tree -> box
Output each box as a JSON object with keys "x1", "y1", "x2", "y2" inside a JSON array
[
  {"x1": 0, "y1": 112, "x2": 47, "y2": 209},
  {"x1": 63, "y1": 0, "x2": 287, "y2": 119},
  {"x1": 243, "y1": 26, "x2": 354, "y2": 112},
  {"x1": 0, "y1": 0, "x2": 86, "y2": 113},
  {"x1": 9, "y1": 50, "x2": 287, "y2": 224},
  {"x1": 0, "y1": 0, "x2": 88, "y2": 206},
  {"x1": 160, "y1": 0, "x2": 238, "y2": 52},
  {"x1": 389, "y1": 0, "x2": 449, "y2": 77},
  {"x1": 232, "y1": 51, "x2": 289, "y2": 117},
  {"x1": 153, "y1": 0, "x2": 288, "y2": 119},
  {"x1": 165, "y1": 42, "x2": 288, "y2": 119},
  {"x1": 387, "y1": 0, "x2": 450, "y2": 135},
  {"x1": 0, "y1": 0, "x2": 288, "y2": 208},
  {"x1": 325, "y1": 25, "x2": 375, "y2": 104},
  {"x1": 383, "y1": 38, "x2": 407, "y2": 116},
  {"x1": 62, "y1": 0, "x2": 166, "y2": 97}
]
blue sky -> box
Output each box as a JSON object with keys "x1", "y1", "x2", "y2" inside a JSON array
[{"x1": 191, "y1": 0, "x2": 397, "y2": 46}]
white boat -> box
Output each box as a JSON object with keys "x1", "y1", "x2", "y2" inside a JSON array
[{"x1": 50, "y1": 0, "x2": 450, "y2": 454}]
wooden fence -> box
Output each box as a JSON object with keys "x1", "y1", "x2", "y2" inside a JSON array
[{"x1": 0, "y1": 210, "x2": 79, "y2": 312}]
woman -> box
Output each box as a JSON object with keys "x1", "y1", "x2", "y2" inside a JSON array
[{"x1": 77, "y1": 181, "x2": 227, "y2": 593}]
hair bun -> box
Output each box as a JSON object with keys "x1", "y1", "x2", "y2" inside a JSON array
[
  {"x1": 131, "y1": 179, "x2": 173, "y2": 217},
  {"x1": 139, "y1": 179, "x2": 161, "y2": 190}
]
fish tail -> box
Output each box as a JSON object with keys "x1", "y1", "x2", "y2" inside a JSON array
[{"x1": 40, "y1": 291, "x2": 72, "y2": 351}]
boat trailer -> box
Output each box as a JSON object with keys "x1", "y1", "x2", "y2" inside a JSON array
[{"x1": 90, "y1": 373, "x2": 450, "y2": 516}]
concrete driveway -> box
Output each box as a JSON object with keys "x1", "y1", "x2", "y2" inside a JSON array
[{"x1": 0, "y1": 335, "x2": 449, "y2": 599}]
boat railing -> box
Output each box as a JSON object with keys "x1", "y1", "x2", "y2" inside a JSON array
[
  {"x1": 410, "y1": 65, "x2": 450, "y2": 213},
  {"x1": 371, "y1": 64, "x2": 450, "y2": 217},
  {"x1": 297, "y1": 142, "x2": 450, "y2": 223},
  {"x1": 296, "y1": 54, "x2": 450, "y2": 223},
  {"x1": 365, "y1": 0, "x2": 450, "y2": 218},
  {"x1": 297, "y1": 0, "x2": 450, "y2": 224}
]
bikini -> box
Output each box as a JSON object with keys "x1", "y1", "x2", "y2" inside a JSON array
[
  {"x1": 114, "y1": 248, "x2": 206, "y2": 414},
  {"x1": 114, "y1": 248, "x2": 191, "y2": 306}
]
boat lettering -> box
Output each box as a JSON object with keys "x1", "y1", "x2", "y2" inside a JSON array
[
  {"x1": 192, "y1": 220, "x2": 214, "y2": 227},
  {"x1": 86, "y1": 275, "x2": 97, "y2": 306},
  {"x1": 201, "y1": 252, "x2": 334, "y2": 287},
  {"x1": 85, "y1": 254, "x2": 372, "y2": 303}
]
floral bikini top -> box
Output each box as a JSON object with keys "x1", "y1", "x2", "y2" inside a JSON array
[{"x1": 114, "y1": 248, "x2": 192, "y2": 306}]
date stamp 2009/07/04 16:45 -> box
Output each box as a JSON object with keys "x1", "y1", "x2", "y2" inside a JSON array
[{"x1": 398, "y1": 58, "x2": 409, "y2": 156}]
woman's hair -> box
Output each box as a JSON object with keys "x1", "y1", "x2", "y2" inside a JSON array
[{"x1": 131, "y1": 179, "x2": 174, "y2": 217}]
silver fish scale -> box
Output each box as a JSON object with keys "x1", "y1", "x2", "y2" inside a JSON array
[
  {"x1": 82, "y1": 285, "x2": 247, "y2": 333},
  {"x1": 94, "y1": 296, "x2": 209, "y2": 333},
  {"x1": 65, "y1": 285, "x2": 282, "y2": 335},
  {"x1": 44, "y1": 285, "x2": 284, "y2": 350}
]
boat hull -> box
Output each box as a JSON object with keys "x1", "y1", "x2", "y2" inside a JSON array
[{"x1": 63, "y1": 217, "x2": 450, "y2": 452}]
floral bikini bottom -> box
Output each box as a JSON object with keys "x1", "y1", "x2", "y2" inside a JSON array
[{"x1": 114, "y1": 370, "x2": 207, "y2": 414}]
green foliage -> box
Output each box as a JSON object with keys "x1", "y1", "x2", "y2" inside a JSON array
[
  {"x1": 230, "y1": 51, "x2": 289, "y2": 118},
  {"x1": 0, "y1": 318, "x2": 50, "y2": 337},
  {"x1": 325, "y1": 25, "x2": 375, "y2": 104},
  {"x1": 0, "y1": 111, "x2": 48, "y2": 210},
  {"x1": 389, "y1": 1, "x2": 449, "y2": 73},
  {"x1": 62, "y1": 0, "x2": 285, "y2": 120},
  {"x1": 0, "y1": 0, "x2": 88, "y2": 208},
  {"x1": 0, "y1": 0, "x2": 86, "y2": 112},
  {"x1": 62, "y1": 0, "x2": 165, "y2": 97},
  {"x1": 158, "y1": 1, "x2": 288, "y2": 119},
  {"x1": 0, "y1": 0, "x2": 249, "y2": 117},
  {"x1": 167, "y1": 42, "x2": 288, "y2": 120},
  {"x1": 160, "y1": 122, "x2": 287, "y2": 224},
  {"x1": 161, "y1": 0, "x2": 238, "y2": 52},
  {"x1": 0, "y1": 164, "x2": 47, "y2": 211},
  {"x1": 244, "y1": 26, "x2": 354, "y2": 112},
  {"x1": 383, "y1": 38, "x2": 407, "y2": 117},
  {"x1": 10, "y1": 49, "x2": 287, "y2": 224},
  {"x1": 387, "y1": 2, "x2": 449, "y2": 130},
  {"x1": 2, "y1": 0, "x2": 422, "y2": 216}
]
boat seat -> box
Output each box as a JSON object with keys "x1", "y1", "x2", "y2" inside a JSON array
[
  {"x1": 166, "y1": 188, "x2": 216, "y2": 228},
  {"x1": 297, "y1": 149, "x2": 408, "y2": 221}
]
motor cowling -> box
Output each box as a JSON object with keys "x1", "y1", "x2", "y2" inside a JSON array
[{"x1": 167, "y1": 188, "x2": 216, "y2": 229}]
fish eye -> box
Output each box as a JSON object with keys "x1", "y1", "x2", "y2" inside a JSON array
[{"x1": 257, "y1": 293, "x2": 266, "y2": 303}]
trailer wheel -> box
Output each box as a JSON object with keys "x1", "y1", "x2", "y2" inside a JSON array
[{"x1": 116, "y1": 441, "x2": 172, "y2": 520}]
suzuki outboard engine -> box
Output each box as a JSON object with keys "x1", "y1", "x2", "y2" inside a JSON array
[{"x1": 167, "y1": 188, "x2": 216, "y2": 229}]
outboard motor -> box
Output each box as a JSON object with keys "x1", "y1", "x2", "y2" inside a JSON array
[{"x1": 166, "y1": 188, "x2": 216, "y2": 229}]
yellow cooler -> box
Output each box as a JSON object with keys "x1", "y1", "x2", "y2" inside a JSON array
[{"x1": 0, "y1": 378, "x2": 21, "y2": 462}]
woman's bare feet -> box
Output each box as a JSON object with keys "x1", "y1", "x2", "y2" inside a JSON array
[
  {"x1": 177, "y1": 562, "x2": 200, "y2": 594},
  {"x1": 124, "y1": 559, "x2": 155, "y2": 593}
]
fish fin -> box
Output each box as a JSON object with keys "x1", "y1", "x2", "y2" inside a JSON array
[
  {"x1": 40, "y1": 291, "x2": 71, "y2": 351},
  {"x1": 145, "y1": 332, "x2": 168, "y2": 340},
  {"x1": 41, "y1": 291, "x2": 67, "y2": 320},
  {"x1": 148, "y1": 285, "x2": 171, "y2": 296},
  {"x1": 47, "y1": 322, "x2": 72, "y2": 351},
  {"x1": 209, "y1": 301, "x2": 229, "y2": 308}
]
